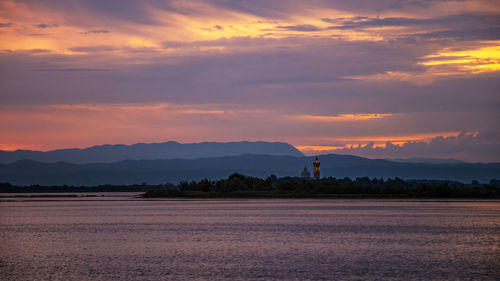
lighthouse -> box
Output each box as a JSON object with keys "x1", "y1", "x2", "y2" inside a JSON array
[{"x1": 313, "y1": 156, "x2": 320, "y2": 180}]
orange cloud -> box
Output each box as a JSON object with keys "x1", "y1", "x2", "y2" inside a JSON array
[
  {"x1": 0, "y1": 0, "x2": 405, "y2": 61},
  {"x1": 293, "y1": 131, "x2": 463, "y2": 154},
  {"x1": 297, "y1": 143, "x2": 399, "y2": 153},
  {"x1": 330, "y1": 131, "x2": 461, "y2": 143},
  {"x1": 295, "y1": 145, "x2": 345, "y2": 152},
  {"x1": 420, "y1": 42, "x2": 500, "y2": 73},
  {"x1": 291, "y1": 113, "x2": 393, "y2": 122},
  {"x1": 344, "y1": 42, "x2": 500, "y2": 85}
]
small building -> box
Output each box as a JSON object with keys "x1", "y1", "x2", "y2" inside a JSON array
[
  {"x1": 313, "y1": 156, "x2": 320, "y2": 180},
  {"x1": 301, "y1": 166, "x2": 311, "y2": 180}
]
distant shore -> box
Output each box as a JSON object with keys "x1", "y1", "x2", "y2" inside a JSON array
[
  {"x1": 142, "y1": 174, "x2": 500, "y2": 199},
  {"x1": 2, "y1": 173, "x2": 499, "y2": 199},
  {"x1": 141, "y1": 190, "x2": 499, "y2": 199}
]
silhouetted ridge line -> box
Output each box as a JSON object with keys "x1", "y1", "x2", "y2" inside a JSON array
[
  {"x1": 0, "y1": 154, "x2": 498, "y2": 186},
  {"x1": 0, "y1": 141, "x2": 304, "y2": 164}
]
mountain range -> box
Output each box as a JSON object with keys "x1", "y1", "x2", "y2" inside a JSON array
[
  {"x1": 1, "y1": 154, "x2": 499, "y2": 186},
  {"x1": 0, "y1": 141, "x2": 303, "y2": 164}
]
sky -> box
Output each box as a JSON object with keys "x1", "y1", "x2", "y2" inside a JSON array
[{"x1": 0, "y1": 0, "x2": 499, "y2": 162}]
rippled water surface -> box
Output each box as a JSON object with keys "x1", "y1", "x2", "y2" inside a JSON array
[{"x1": 1, "y1": 197, "x2": 499, "y2": 280}]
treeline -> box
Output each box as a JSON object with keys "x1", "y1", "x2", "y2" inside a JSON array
[
  {"x1": 2, "y1": 175, "x2": 499, "y2": 198},
  {"x1": 143, "y1": 174, "x2": 500, "y2": 198}
]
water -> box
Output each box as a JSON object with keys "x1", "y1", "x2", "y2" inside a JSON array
[{"x1": 1, "y1": 197, "x2": 499, "y2": 280}]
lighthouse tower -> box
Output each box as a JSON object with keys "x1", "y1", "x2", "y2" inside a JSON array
[{"x1": 313, "y1": 156, "x2": 320, "y2": 180}]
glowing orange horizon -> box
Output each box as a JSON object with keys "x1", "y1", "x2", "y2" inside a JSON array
[
  {"x1": 292, "y1": 113, "x2": 392, "y2": 122},
  {"x1": 0, "y1": 102, "x2": 469, "y2": 152},
  {"x1": 1, "y1": 132, "x2": 464, "y2": 153}
]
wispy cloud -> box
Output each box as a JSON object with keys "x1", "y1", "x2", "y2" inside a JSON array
[
  {"x1": 68, "y1": 45, "x2": 118, "y2": 53},
  {"x1": 276, "y1": 24, "x2": 321, "y2": 32},
  {"x1": 33, "y1": 23, "x2": 59, "y2": 28},
  {"x1": 81, "y1": 29, "x2": 109, "y2": 34},
  {"x1": 30, "y1": 68, "x2": 110, "y2": 72},
  {"x1": 420, "y1": 44, "x2": 500, "y2": 73},
  {"x1": 325, "y1": 13, "x2": 499, "y2": 30}
]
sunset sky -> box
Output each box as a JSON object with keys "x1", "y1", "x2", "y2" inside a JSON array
[{"x1": 0, "y1": 0, "x2": 499, "y2": 162}]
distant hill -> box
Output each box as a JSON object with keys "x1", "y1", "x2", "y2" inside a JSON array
[
  {"x1": 386, "y1": 157, "x2": 465, "y2": 164},
  {"x1": 1, "y1": 154, "x2": 498, "y2": 186},
  {"x1": 0, "y1": 141, "x2": 304, "y2": 164}
]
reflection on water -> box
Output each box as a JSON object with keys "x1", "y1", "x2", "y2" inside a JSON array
[{"x1": 1, "y1": 198, "x2": 499, "y2": 280}]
